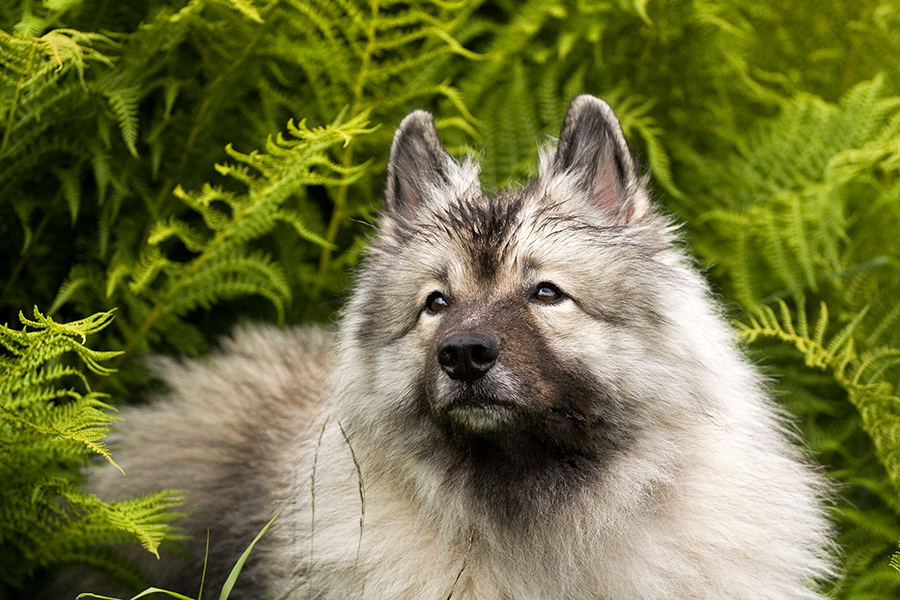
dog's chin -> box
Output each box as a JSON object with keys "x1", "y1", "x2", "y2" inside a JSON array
[
  {"x1": 431, "y1": 385, "x2": 525, "y2": 435},
  {"x1": 445, "y1": 401, "x2": 521, "y2": 434}
]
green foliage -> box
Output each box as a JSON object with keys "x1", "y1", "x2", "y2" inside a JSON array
[
  {"x1": 0, "y1": 308, "x2": 183, "y2": 594},
  {"x1": 685, "y1": 77, "x2": 900, "y2": 599},
  {"x1": 77, "y1": 508, "x2": 283, "y2": 600},
  {"x1": 893, "y1": 544, "x2": 900, "y2": 573},
  {"x1": 691, "y1": 77, "x2": 900, "y2": 305},
  {"x1": 0, "y1": 0, "x2": 479, "y2": 368},
  {"x1": 739, "y1": 299, "x2": 900, "y2": 494},
  {"x1": 2, "y1": 0, "x2": 900, "y2": 597},
  {"x1": 55, "y1": 112, "x2": 376, "y2": 370}
]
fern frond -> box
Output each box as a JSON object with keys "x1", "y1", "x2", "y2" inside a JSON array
[
  {"x1": 0, "y1": 28, "x2": 116, "y2": 159},
  {"x1": 95, "y1": 112, "x2": 377, "y2": 362},
  {"x1": 167, "y1": 249, "x2": 292, "y2": 320},
  {"x1": 739, "y1": 299, "x2": 900, "y2": 496},
  {"x1": 696, "y1": 79, "x2": 899, "y2": 306},
  {"x1": 892, "y1": 543, "x2": 900, "y2": 574},
  {"x1": 274, "y1": 209, "x2": 336, "y2": 249},
  {"x1": 1, "y1": 393, "x2": 115, "y2": 464},
  {"x1": 148, "y1": 218, "x2": 209, "y2": 253},
  {"x1": 480, "y1": 57, "x2": 540, "y2": 187},
  {"x1": 39, "y1": 29, "x2": 116, "y2": 75},
  {"x1": 215, "y1": 0, "x2": 266, "y2": 24},
  {"x1": 99, "y1": 84, "x2": 141, "y2": 158},
  {"x1": 56, "y1": 488, "x2": 185, "y2": 560},
  {"x1": 0, "y1": 308, "x2": 182, "y2": 585},
  {"x1": 128, "y1": 246, "x2": 176, "y2": 296}
]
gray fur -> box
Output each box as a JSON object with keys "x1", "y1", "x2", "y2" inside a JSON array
[{"x1": 61, "y1": 96, "x2": 835, "y2": 599}]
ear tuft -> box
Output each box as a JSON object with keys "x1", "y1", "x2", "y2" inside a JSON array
[
  {"x1": 550, "y1": 95, "x2": 649, "y2": 223},
  {"x1": 384, "y1": 110, "x2": 453, "y2": 220}
]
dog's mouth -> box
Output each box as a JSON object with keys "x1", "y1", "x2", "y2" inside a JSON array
[
  {"x1": 430, "y1": 385, "x2": 527, "y2": 434},
  {"x1": 443, "y1": 398, "x2": 520, "y2": 432},
  {"x1": 428, "y1": 376, "x2": 592, "y2": 438}
]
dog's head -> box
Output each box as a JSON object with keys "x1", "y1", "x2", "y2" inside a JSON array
[{"x1": 336, "y1": 97, "x2": 715, "y2": 519}]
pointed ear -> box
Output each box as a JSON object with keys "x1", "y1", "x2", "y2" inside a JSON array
[
  {"x1": 549, "y1": 95, "x2": 650, "y2": 223},
  {"x1": 384, "y1": 110, "x2": 454, "y2": 221}
]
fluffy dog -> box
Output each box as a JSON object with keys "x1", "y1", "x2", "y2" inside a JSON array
[{"x1": 72, "y1": 96, "x2": 834, "y2": 599}]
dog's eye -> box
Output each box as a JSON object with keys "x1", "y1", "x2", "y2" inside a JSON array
[
  {"x1": 424, "y1": 291, "x2": 449, "y2": 314},
  {"x1": 532, "y1": 282, "x2": 564, "y2": 304}
]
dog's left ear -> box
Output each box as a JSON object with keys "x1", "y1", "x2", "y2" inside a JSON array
[
  {"x1": 384, "y1": 110, "x2": 454, "y2": 221},
  {"x1": 549, "y1": 96, "x2": 650, "y2": 223}
]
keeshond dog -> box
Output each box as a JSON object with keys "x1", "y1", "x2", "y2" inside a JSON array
[{"x1": 69, "y1": 96, "x2": 835, "y2": 599}]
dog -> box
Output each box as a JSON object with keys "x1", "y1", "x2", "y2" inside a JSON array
[{"x1": 68, "y1": 96, "x2": 834, "y2": 599}]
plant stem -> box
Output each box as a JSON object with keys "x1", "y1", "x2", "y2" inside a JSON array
[
  {"x1": 314, "y1": 0, "x2": 380, "y2": 290},
  {"x1": 138, "y1": 13, "x2": 273, "y2": 252},
  {"x1": 0, "y1": 39, "x2": 37, "y2": 159},
  {"x1": 0, "y1": 188, "x2": 62, "y2": 309}
]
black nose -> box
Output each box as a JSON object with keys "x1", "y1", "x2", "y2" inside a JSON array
[{"x1": 437, "y1": 333, "x2": 500, "y2": 382}]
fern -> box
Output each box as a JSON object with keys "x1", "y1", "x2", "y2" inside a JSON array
[
  {"x1": 264, "y1": 0, "x2": 481, "y2": 281},
  {"x1": 694, "y1": 79, "x2": 899, "y2": 304},
  {"x1": 92, "y1": 112, "x2": 374, "y2": 366},
  {"x1": 456, "y1": 0, "x2": 719, "y2": 196},
  {"x1": 739, "y1": 300, "x2": 900, "y2": 493},
  {"x1": 0, "y1": 308, "x2": 182, "y2": 591}
]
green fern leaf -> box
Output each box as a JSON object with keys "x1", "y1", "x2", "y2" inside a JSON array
[
  {"x1": 696, "y1": 79, "x2": 899, "y2": 307},
  {"x1": 0, "y1": 308, "x2": 182, "y2": 585},
  {"x1": 216, "y1": 0, "x2": 265, "y2": 24},
  {"x1": 100, "y1": 85, "x2": 141, "y2": 158},
  {"x1": 84, "y1": 112, "x2": 378, "y2": 362},
  {"x1": 739, "y1": 299, "x2": 900, "y2": 497}
]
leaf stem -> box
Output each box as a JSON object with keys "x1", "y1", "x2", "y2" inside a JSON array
[
  {"x1": 315, "y1": 0, "x2": 380, "y2": 289},
  {"x1": 0, "y1": 187, "x2": 63, "y2": 309},
  {"x1": 0, "y1": 38, "x2": 37, "y2": 159},
  {"x1": 139, "y1": 12, "x2": 273, "y2": 253}
]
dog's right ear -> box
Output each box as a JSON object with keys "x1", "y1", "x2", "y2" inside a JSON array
[
  {"x1": 548, "y1": 95, "x2": 650, "y2": 224},
  {"x1": 383, "y1": 110, "x2": 454, "y2": 221}
]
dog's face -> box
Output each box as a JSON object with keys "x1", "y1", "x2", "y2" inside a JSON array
[{"x1": 339, "y1": 97, "x2": 701, "y2": 519}]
